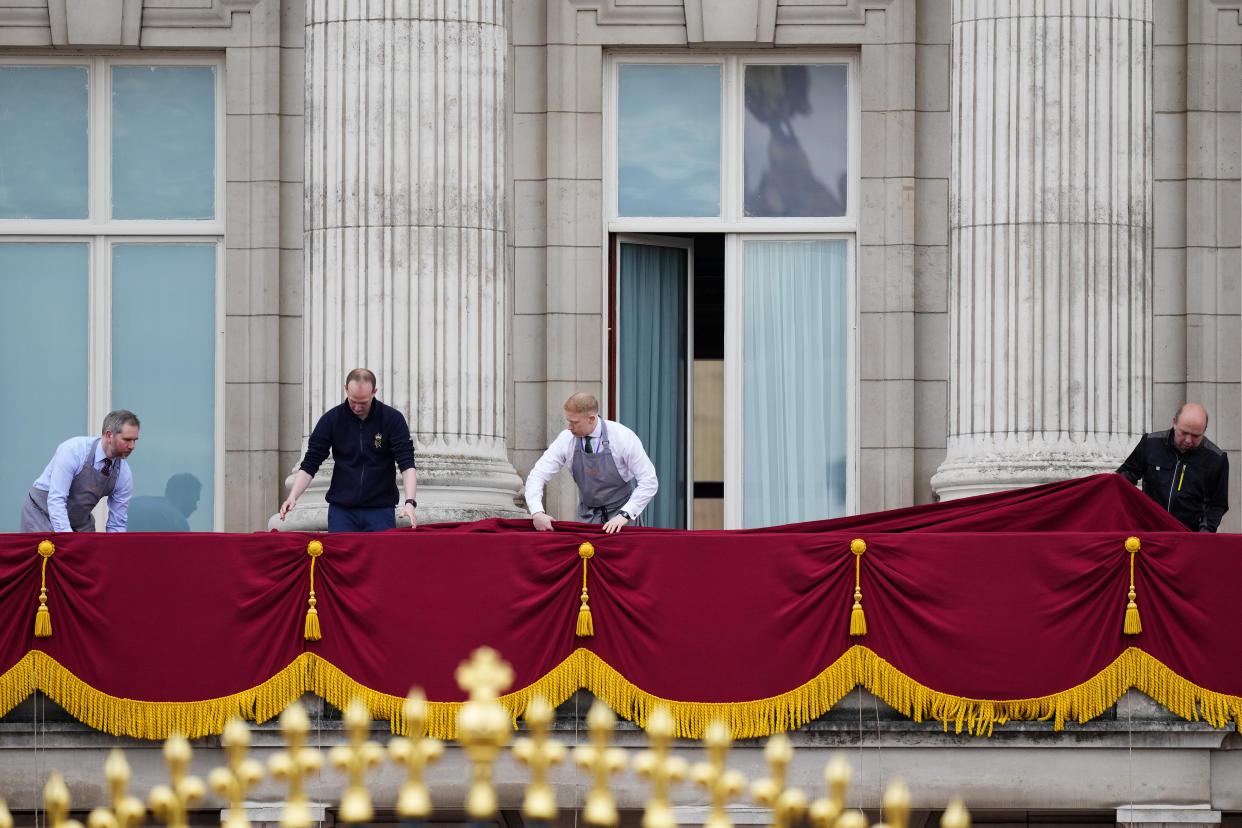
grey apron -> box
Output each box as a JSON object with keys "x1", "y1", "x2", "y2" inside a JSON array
[
  {"x1": 20, "y1": 439, "x2": 117, "y2": 533},
  {"x1": 571, "y1": 419, "x2": 641, "y2": 526}
]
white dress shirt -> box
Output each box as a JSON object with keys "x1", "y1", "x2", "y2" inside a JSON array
[{"x1": 525, "y1": 417, "x2": 658, "y2": 518}]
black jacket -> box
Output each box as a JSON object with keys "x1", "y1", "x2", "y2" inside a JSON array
[
  {"x1": 1117, "y1": 429, "x2": 1229, "y2": 532},
  {"x1": 300, "y1": 398, "x2": 416, "y2": 509}
]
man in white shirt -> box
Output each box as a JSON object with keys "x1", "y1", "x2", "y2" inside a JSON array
[
  {"x1": 525, "y1": 392, "x2": 658, "y2": 534},
  {"x1": 20, "y1": 410, "x2": 140, "y2": 533}
]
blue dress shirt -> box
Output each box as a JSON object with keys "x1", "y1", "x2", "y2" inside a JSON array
[{"x1": 31, "y1": 436, "x2": 133, "y2": 532}]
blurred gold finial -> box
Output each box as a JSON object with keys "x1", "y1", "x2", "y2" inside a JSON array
[
  {"x1": 88, "y1": 749, "x2": 145, "y2": 828},
  {"x1": 329, "y1": 700, "x2": 385, "y2": 823},
  {"x1": 809, "y1": 753, "x2": 852, "y2": 828},
  {"x1": 268, "y1": 702, "x2": 324, "y2": 828},
  {"x1": 208, "y1": 718, "x2": 264, "y2": 828},
  {"x1": 390, "y1": 689, "x2": 444, "y2": 820},
  {"x1": 45, "y1": 773, "x2": 85, "y2": 828},
  {"x1": 573, "y1": 701, "x2": 628, "y2": 826},
  {"x1": 942, "y1": 798, "x2": 971, "y2": 828},
  {"x1": 751, "y1": 734, "x2": 807, "y2": 828},
  {"x1": 691, "y1": 721, "x2": 746, "y2": 828},
  {"x1": 634, "y1": 707, "x2": 688, "y2": 828},
  {"x1": 148, "y1": 733, "x2": 206, "y2": 828},
  {"x1": 880, "y1": 779, "x2": 912, "y2": 828},
  {"x1": 455, "y1": 647, "x2": 515, "y2": 819},
  {"x1": 513, "y1": 695, "x2": 567, "y2": 821},
  {"x1": 0, "y1": 795, "x2": 12, "y2": 828}
]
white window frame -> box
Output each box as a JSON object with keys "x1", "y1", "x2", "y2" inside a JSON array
[
  {"x1": 604, "y1": 51, "x2": 860, "y2": 234},
  {"x1": 0, "y1": 55, "x2": 226, "y2": 530},
  {"x1": 603, "y1": 51, "x2": 861, "y2": 526}
]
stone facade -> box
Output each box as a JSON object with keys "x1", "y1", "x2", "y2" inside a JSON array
[
  {"x1": 2, "y1": 0, "x2": 1234, "y2": 529},
  {"x1": 1, "y1": 0, "x2": 1241, "y2": 813}
]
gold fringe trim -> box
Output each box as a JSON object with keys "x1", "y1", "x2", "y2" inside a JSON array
[
  {"x1": 3, "y1": 647, "x2": 1241, "y2": 740},
  {"x1": 0, "y1": 651, "x2": 313, "y2": 740}
]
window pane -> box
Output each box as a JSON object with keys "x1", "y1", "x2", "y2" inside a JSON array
[
  {"x1": 0, "y1": 66, "x2": 88, "y2": 219},
  {"x1": 112, "y1": 244, "x2": 215, "y2": 531},
  {"x1": 618, "y1": 64, "x2": 721, "y2": 218},
  {"x1": 619, "y1": 242, "x2": 688, "y2": 529},
  {"x1": 112, "y1": 66, "x2": 215, "y2": 220},
  {"x1": 744, "y1": 64, "x2": 848, "y2": 217},
  {"x1": 743, "y1": 240, "x2": 848, "y2": 527},
  {"x1": 0, "y1": 244, "x2": 89, "y2": 531}
]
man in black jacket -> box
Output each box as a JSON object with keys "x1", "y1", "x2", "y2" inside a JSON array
[
  {"x1": 279, "y1": 368, "x2": 418, "y2": 531},
  {"x1": 1117, "y1": 403, "x2": 1229, "y2": 532}
]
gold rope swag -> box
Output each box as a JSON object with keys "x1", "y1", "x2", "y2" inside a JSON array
[
  {"x1": 1123, "y1": 536, "x2": 1142, "y2": 635},
  {"x1": 576, "y1": 542, "x2": 595, "y2": 638},
  {"x1": 34, "y1": 540, "x2": 56, "y2": 639},
  {"x1": 304, "y1": 540, "x2": 323, "y2": 642},
  {"x1": 849, "y1": 539, "x2": 866, "y2": 637}
]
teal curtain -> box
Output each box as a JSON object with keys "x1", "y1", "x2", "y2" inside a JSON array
[
  {"x1": 743, "y1": 240, "x2": 848, "y2": 527},
  {"x1": 619, "y1": 242, "x2": 688, "y2": 528}
]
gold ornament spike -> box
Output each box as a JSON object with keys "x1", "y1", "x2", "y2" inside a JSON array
[
  {"x1": 390, "y1": 689, "x2": 444, "y2": 820},
  {"x1": 0, "y1": 795, "x2": 11, "y2": 828},
  {"x1": 751, "y1": 734, "x2": 807, "y2": 828},
  {"x1": 809, "y1": 754, "x2": 852, "y2": 828},
  {"x1": 634, "y1": 707, "x2": 688, "y2": 828},
  {"x1": 690, "y1": 721, "x2": 746, "y2": 828},
  {"x1": 512, "y1": 695, "x2": 568, "y2": 821},
  {"x1": 208, "y1": 718, "x2": 265, "y2": 828},
  {"x1": 836, "y1": 809, "x2": 869, "y2": 828},
  {"x1": 941, "y1": 799, "x2": 971, "y2": 828},
  {"x1": 881, "y1": 779, "x2": 912, "y2": 828},
  {"x1": 455, "y1": 647, "x2": 515, "y2": 820},
  {"x1": 329, "y1": 700, "x2": 385, "y2": 823},
  {"x1": 573, "y1": 701, "x2": 628, "y2": 827},
  {"x1": 45, "y1": 772, "x2": 85, "y2": 828},
  {"x1": 88, "y1": 749, "x2": 145, "y2": 828},
  {"x1": 268, "y1": 702, "x2": 324, "y2": 828},
  {"x1": 148, "y1": 733, "x2": 207, "y2": 828}
]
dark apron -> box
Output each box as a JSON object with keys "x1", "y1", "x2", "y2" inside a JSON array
[
  {"x1": 20, "y1": 439, "x2": 117, "y2": 533},
  {"x1": 570, "y1": 419, "x2": 641, "y2": 526}
]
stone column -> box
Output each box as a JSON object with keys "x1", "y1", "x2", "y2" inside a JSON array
[
  {"x1": 277, "y1": 0, "x2": 525, "y2": 528},
  {"x1": 932, "y1": 1, "x2": 1154, "y2": 500}
]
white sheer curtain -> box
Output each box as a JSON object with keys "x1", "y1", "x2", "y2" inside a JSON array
[{"x1": 742, "y1": 239, "x2": 848, "y2": 526}]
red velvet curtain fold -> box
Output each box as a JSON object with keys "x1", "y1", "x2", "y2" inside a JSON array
[{"x1": 1, "y1": 474, "x2": 1237, "y2": 736}]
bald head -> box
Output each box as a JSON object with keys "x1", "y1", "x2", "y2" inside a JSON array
[{"x1": 1172, "y1": 403, "x2": 1208, "y2": 452}]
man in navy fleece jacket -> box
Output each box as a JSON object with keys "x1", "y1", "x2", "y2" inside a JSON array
[{"x1": 279, "y1": 368, "x2": 419, "y2": 531}]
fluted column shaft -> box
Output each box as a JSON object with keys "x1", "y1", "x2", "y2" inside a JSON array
[
  {"x1": 932, "y1": 0, "x2": 1153, "y2": 500},
  {"x1": 284, "y1": 0, "x2": 522, "y2": 526}
]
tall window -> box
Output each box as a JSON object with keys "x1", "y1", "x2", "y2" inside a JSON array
[
  {"x1": 607, "y1": 55, "x2": 857, "y2": 529},
  {"x1": 0, "y1": 58, "x2": 221, "y2": 531}
]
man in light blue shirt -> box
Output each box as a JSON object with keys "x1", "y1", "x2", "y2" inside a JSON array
[{"x1": 19, "y1": 410, "x2": 141, "y2": 533}]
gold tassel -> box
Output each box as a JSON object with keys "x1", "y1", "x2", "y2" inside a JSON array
[
  {"x1": 576, "y1": 542, "x2": 595, "y2": 638},
  {"x1": 849, "y1": 539, "x2": 867, "y2": 636},
  {"x1": 305, "y1": 540, "x2": 324, "y2": 641},
  {"x1": 1123, "y1": 536, "x2": 1142, "y2": 635},
  {"x1": 34, "y1": 540, "x2": 55, "y2": 639}
]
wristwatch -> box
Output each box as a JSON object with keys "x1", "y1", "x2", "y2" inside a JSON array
[
  {"x1": 619, "y1": 510, "x2": 632, "y2": 521},
  {"x1": 405, "y1": 499, "x2": 417, "y2": 508}
]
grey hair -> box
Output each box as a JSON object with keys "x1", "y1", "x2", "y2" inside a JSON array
[{"x1": 101, "y1": 409, "x2": 140, "y2": 435}]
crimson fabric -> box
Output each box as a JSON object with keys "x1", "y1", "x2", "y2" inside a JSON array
[{"x1": 0, "y1": 474, "x2": 1235, "y2": 721}]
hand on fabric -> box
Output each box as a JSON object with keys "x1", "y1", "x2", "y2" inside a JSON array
[
  {"x1": 603, "y1": 514, "x2": 629, "y2": 534},
  {"x1": 399, "y1": 502, "x2": 417, "y2": 528},
  {"x1": 533, "y1": 512, "x2": 554, "y2": 531}
]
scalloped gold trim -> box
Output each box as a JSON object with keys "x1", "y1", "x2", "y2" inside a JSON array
[{"x1": 1, "y1": 647, "x2": 1239, "y2": 740}]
